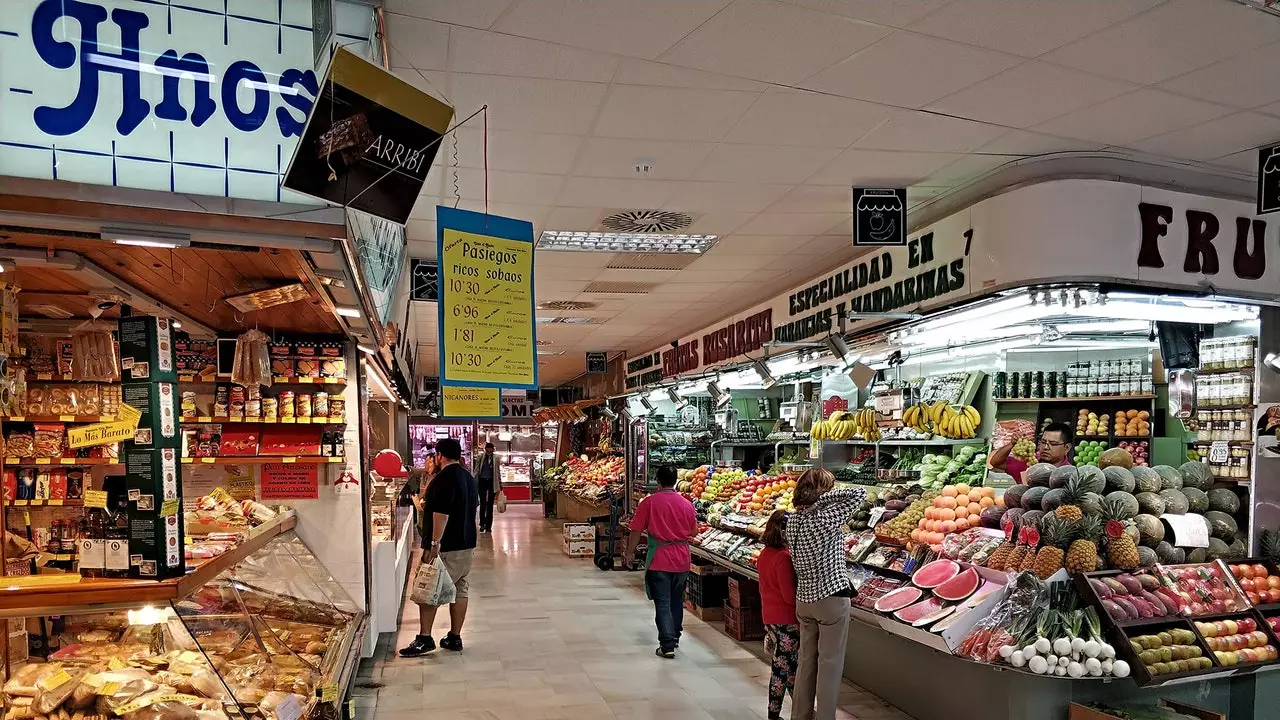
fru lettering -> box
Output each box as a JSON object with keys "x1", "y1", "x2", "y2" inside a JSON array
[
  {"x1": 702, "y1": 309, "x2": 773, "y2": 365},
  {"x1": 1136, "y1": 202, "x2": 1268, "y2": 281},
  {"x1": 662, "y1": 341, "x2": 699, "y2": 379}
]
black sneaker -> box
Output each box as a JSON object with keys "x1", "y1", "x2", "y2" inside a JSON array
[
  {"x1": 440, "y1": 633, "x2": 463, "y2": 652},
  {"x1": 655, "y1": 647, "x2": 675, "y2": 659},
  {"x1": 398, "y1": 635, "x2": 435, "y2": 657}
]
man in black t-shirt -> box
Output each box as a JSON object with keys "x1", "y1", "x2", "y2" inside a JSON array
[{"x1": 400, "y1": 438, "x2": 478, "y2": 657}]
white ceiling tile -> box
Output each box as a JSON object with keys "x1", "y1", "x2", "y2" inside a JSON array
[
  {"x1": 1209, "y1": 151, "x2": 1258, "y2": 174},
  {"x1": 385, "y1": 15, "x2": 450, "y2": 71},
  {"x1": 1159, "y1": 42, "x2": 1280, "y2": 110},
  {"x1": 909, "y1": 0, "x2": 1162, "y2": 58},
  {"x1": 1129, "y1": 112, "x2": 1280, "y2": 161},
  {"x1": 556, "y1": 176, "x2": 677, "y2": 208},
  {"x1": 405, "y1": 222, "x2": 437, "y2": 245},
  {"x1": 692, "y1": 144, "x2": 841, "y2": 184},
  {"x1": 663, "y1": 182, "x2": 794, "y2": 213},
  {"x1": 660, "y1": 0, "x2": 892, "y2": 85},
  {"x1": 447, "y1": 26, "x2": 620, "y2": 82},
  {"x1": 612, "y1": 59, "x2": 770, "y2": 92},
  {"x1": 535, "y1": 279, "x2": 591, "y2": 294},
  {"x1": 1041, "y1": 0, "x2": 1280, "y2": 85},
  {"x1": 1033, "y1": 90, "x2": 1233, "y2": 146},
  {"x1": 798, "y1": 235, "x2": 856, "y2": 256},
  {"x1": 927, "y1": 61, "x2": 1135, "y2": 128},
  {"x1": 593, "y1": 84, "x2": 761, "y2": 142},
  {"x1": 780, "y1": 0, "x2": 948, "y2": 28},
  {"x1": 384, "y1": 0, "x2": 515, "y2": 29},
  {"x1": 807, "y1": 149, "x2": 962, "y2": 186},
  {"x1": 449, "y1": 128, "x2": 584, "y2": 175},
  {"x1": 442, "y1": 169, "x2": 564, "y2": 206},
  {"x1": 406, "y1": 236, "x2": 435, "y2": 258},
  {"x1": 680, "y1": 212, "x2": 759, "y2": 235},
  {"x1": 1260, "y1": 102, "x2": 1280, "y2": 119},
  {"x1": 723, "y1": 89, "x2": 893, "y2": 148},
  {"x1": 449, "y1": 73, "x2": 609, "y2": 134},
  {"x1": 573, "y1": 138, "x2": 717, "y2": 180},
  {"x1": 543, "y1": 206, "x2": 607, "y2": 230},
  {"x1": 444, "y1": 199, "x2": 552, "y2": 228},
  {"x1": 766, "y1": 185, "x2": 853, "y2": 214},
  {"x1": 493, "y1": 0, "x2": 732, "y2": 59},
  {"x1": 802, "y1": 32, "x2": 1021, "y2": 108},
  {"x1": 535, "y1": 252, "x2": 615, "y2": 269},
  {"x1": 854, "y1": 110, "x2": 1007, "y2": 152},
  {"x1": 681, "y1": 253, "x2": 781, "y2": 272},
  {"x1": 733, "y1": 212, "x2": 850, "y2": 236},
  {"x1": 715, "y1": 235, "x2": 818, "y2": 255},
  {"x1": 977, "y1": 129, "x2": 1098, "y2": 155},
  {"x1": 925, "y1": 154, "x2": 1021, "y2": 186}
]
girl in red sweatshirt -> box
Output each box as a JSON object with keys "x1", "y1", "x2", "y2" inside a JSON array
[{"x1": 756, "y1": 510, "x2": 799, "y2": 720}]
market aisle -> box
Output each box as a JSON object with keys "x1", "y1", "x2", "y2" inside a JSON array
[{"x1": 353, "y1": 504, "x2": 913, "y2": 720}]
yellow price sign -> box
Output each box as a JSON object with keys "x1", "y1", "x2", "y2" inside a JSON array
[
  {"x1": 441, "y1": 385, "x2": 500, "y2": 418},
  {"x1": 319, "y1": 684, "x2": 339, "y2": 702},
  {"x1": 83, "y1": 489, "x2": 109, "y2": 508},
  {"x1": 160, "y1": 498, "x2": 181, "y2": 517},
  {"x1": 437, "y1": 207, "x2": 537, "y2": 389},
  {"x1": 68, "y1": 403, "x2": 143, "y2": 448}
]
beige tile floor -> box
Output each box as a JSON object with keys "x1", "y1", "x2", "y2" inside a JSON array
[{"x1": 354, "y1": 504, "x2": 913, "y2": 720}]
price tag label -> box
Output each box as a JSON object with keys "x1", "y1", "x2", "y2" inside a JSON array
[
  {"x1": 38, "y1": 669, "x2": 72, "y2": 691},
  {"x1": 83, "y1": 489, "x2": 109, "y2": 508},
  {"x1": 319, "y1": 684, "x2": 339, "y2": 702},
  {"x1": 96, "y1": 681, "x2": 122, "y2": 696},
  {"x1": 868, "y1": 507, "x2": 887, "y2": 527},
  {"x1": 1209, "y1": 440, "x2": 1230, "y2": 464},
  {"x1": 107, "y1": 657, "x2": 127, "y2": 671},
  {"x1": 1162, "y1": 513, "x2": 1210, "y2": 548},
  {"x1": 160, "y1": 498, "x2": 181, "y2": 517}
]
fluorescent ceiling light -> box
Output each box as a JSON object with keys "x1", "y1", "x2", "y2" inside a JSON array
[
  {"x1": 848, "y1": 311, "x2": 923, "y2": 321},
  {"x1": 335, "y1": 306, "x2": 362, "y2": 318},
  {"x1": 172, "y1": 321, "x2": 182, "y2": 329},
  {"x1": 536, "y1": 230, "x2": 718, "y2": 254},
  {"x1": 112, "y1": 238, "x2": 189, "y2": 249},
  {"x1": 537, "y1": 349, "x2": 564, "y2": 356}
]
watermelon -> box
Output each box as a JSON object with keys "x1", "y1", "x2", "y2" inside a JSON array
[
  {"x1": 1135, "y1": 514, "x2": 1164, "y2": 546},
  {"x1": 1098, "y1": 448, "x2": 1134, "y2": 469},
  {"x1": 1155, "y1": 541, "x2": 1184, "y2": 564},
  {"x1": 1103, "y1": 466, "x2": 1136, "y2": 494},
  {"x1": 933, "y1": 567, "x2": 981, "y2": 602},
  {"x1": 1050, "y1": 464, "x2": 1079, "y2": 489},
  {"x1": 1179, "y1": 462, "x2": 1213, "y2": 491},
  {"x1": 1182, "y1": 487, "x2": 1210, "y2": 513},
  {"x1": 874, "y1": 586, "x2": 922, "y2": 613},
  {"x1": 912, "y1": 560, "x2": 960, "y2": 589},
  {"x1": 1002, "y1": 485, "x2": 1029, "y2": 510},
  {"x1": 1026, "y1": 463, "x2": 1056, "y2": 487},
  {"x1": 909, "y1": 602, "x2": 957, "y2": 628},
  {"x1": 979, "y1": 506, "x2": 1005, "y2": 529},
  {"x1": 1105, "y1": 491, "x2": 1140, "y2": 519},
  {"x1": 1022, "y1": 486, "x2": 1049, "y2": 511},
  {"x1": 1022, "y1": 510, "x2": 1045, "y2": 531},
  {"x1": 1159, "y1": 489, "x2": 1189, "y2": 515},
  {"x1": 896, "y1": 597, "x2": 947, "y2": 625},
  {"x1": 1078, "y1": 465, "x2": 1107, "y2": 494},
  {"x1": 1205, "y1": 511, "x2": 1238, "y2": 540},
  {"x1": 1041, "y1": 488, "x2": 1067, "y2": 512},
  {"x1": 1207, "y1": 488, "x2": 1241, "y2": 514},
  {"x1": 1136, "y1": 491, "x2": 1166, "y2": 516},
  {"x1": 1206, "y1": 537, "x2": 1230, "y2": 561},
  {"x1": 1134, "y1": 467, "x2": 1162, "y2": 494}
]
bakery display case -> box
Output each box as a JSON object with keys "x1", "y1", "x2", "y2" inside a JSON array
[{"x1": 1, "y1": 531, "x2": 365, "y2": 720}]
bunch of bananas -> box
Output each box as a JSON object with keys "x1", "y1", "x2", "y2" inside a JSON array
[
  {"x1": 936, "y1": 403, "x2": 981, "y2": 439},
  {"x1": 902, "y1": 402, "x2": 933, "y2": 433},
  {"x1": 809, "y1": 409, "x2": 881, "y2": 441}
]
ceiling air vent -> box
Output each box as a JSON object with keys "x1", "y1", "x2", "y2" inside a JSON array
[
  {"x1": 538, "y1": 300, "x2": 597, "y2": 311},
  {"x1": 606, "y1": 252, "x2": 701, "y2": 271},
  {"x1": 583, "y1": 281, "x2": 658, "y2": 294},
  {"x1": 27, "y1": 304, "x2": 75, "y2": 319},
  {"x1": 599, "y1": 209, "x2": 694, "y2": 233}
]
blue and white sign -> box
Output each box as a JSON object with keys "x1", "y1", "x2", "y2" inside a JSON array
[{"x1": 0, "y1": 0, "x2": 374, "y2": 202}]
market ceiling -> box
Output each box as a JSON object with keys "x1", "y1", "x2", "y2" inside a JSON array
[{"x1": 395, "y1": 0, "x2": 1280, "y2": 386}]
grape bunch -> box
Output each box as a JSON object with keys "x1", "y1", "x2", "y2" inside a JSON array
[{"x1": 1012, "y1": 438, "x2": 1036, "y2": 461}]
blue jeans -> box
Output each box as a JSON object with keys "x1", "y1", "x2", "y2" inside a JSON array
[{"x1": 645, "y1": 570, "x2": 687, "y2": 651}]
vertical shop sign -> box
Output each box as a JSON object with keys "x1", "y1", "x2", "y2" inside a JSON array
[
  {"x1": 1258, "y1": 143, "x2": 1280, "y2": 215},
  {"x1": 437, "y1": 206, "x2": 538, "y2": 389},
  {"x1": 261, "y1": 463, "x2": 319, "y2": 499},
  {"x1": 853, "y1": 188, "x2": 907, "y2": 246},
  {"x1": 349, "y1": 210, "x2": 406, "y2": 326},
  {"x1": 442, "y1": 386, "x2": 501, "y2": 419},
  {"x1": 586, "y1": 352, "x2": 607, "y2": 374},
  {"x1": 410, "y1": 259, "x2": 439, "y2": 301},
  {"x1": 312, "y1": 0, "x2": 334, "y2": 67}
]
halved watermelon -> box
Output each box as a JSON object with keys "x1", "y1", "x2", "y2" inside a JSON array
[
  {"x1": 912, "y1": 559, "x2": 960, "y2": 589},
  {"x1": 933, "y1": 567, "x2": 980, "y2": 602},
  {"x1": 874, "y1": 586, "x2": 923, "y2": 613},
  {"x1": 930, "y1": 605, "x2": 976, "y2": 634},
  {"x1": 896, "y1": 597, "x2": 945, "y2": 624},
  {"x1": 911, "y1": 603, "x2": 956, "y2": 628}
]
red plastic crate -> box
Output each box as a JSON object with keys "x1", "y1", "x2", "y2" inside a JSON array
[
  {"x1": 723, "y1": 603, "x2": 766, "y2": 641},
  {"x1": 727, "y1": 576, "x2": 761, "y2": 609}
]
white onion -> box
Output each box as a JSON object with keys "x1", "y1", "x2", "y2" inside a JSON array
[
  {"x1": 1053, "y1": 637, "x2": 1072, "y2": 656},
  {"x1": 1058, "y1": 655, "x2": 1070, "y2": 667},
  {"x1": 1067, "y1": 662, "x2": 1084, "y2": 678},
  {"x1": 1085, "y1": 658, "x2": 1102, "y2": 676},
  {"x1": 1029, "y1": 655, "x2": 1049, "y2": 675},
  {"x1": 1023, "y1": 643, "x2": 1039, "y2": 658},
  {"x1": 1083, "y1": 640, "x2": 1101, "y2": 659},
  {"x1": 1010, "y1": 650, "x2": 1027, "y2": 668},
  {"x1": 1035, "y1": 638, "x2": 1052, "y2": 654},
  {"x1": 1101, "y1": 659, "x2": 1113, "y2": 674},
  {"x1": 1071, "y1": 637, "x2": 1086, "y2": 654},
  {"x1": 1047, "y1": 654, "x2": 1058, "y2": 667},
  {"x1": 1111, "y1": 660, "x2": 1130, "y2": 678},
  {"x1": 1100, "y1": 643, "x2": 1116, "y2": 660},
  {"x1": 999, "y1": 645, "x2": 1015, "y2": 659},
  {"x1": 1054, "y1": 665, "x2": 1067, "y2": 676}
]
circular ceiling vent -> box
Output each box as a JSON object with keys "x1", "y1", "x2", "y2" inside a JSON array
[
  {"x1": 536, "y1": 339, "x2": 554, "y2": 346},
  {"x1": 600, "y1": 209, "x2": 694, "y2": 233},
  {"x1": 539, "y1": 300, "x2": 597, "y2": 311}
]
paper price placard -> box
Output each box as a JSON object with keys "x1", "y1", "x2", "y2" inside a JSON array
[{"x1": 441, "y1": 385, "x2": 501, "y2": 419}]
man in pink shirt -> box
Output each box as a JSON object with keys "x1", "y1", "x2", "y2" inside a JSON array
[{"x1": 623, "y1": 465, "x2": 698, "y2": 659}]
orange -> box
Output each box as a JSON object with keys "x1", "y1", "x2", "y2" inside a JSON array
[
  {"x1": 942, "y1": 486, "x2": 958, "y2": 498},
  {"x1": 968, "y1": 502, "x2": 982, "y2": 515}
]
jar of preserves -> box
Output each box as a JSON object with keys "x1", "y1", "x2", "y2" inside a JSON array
[{"x1": 1197, "y1": 411, "x2": 1213, "y2": 442}]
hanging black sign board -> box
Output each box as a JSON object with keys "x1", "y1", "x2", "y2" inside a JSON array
[
  {"x1": 852, "y1": 188, "x2": 907, "y2": 246},
  {"x1": 586, "y1": 351, "x2": 607, "y2": 374},
  {"x1": 1258, "y1": 143, "x2": 1280, "y2": 215},
  {"x1": 282, "y1": 47, "x2": 454, "y2": 225},
  {"x1": 410, "y1": 258, "x2": 438, "y2": 301}
]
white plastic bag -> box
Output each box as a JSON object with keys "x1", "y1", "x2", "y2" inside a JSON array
[
  {"x1": 496, "y1": 490, "x2": 508, "y2": 514},
  {"x1": 409, "y1": 556, "x2": 457, "y2": 606}
]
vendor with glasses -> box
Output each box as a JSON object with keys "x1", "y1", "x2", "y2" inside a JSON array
[{"x1": 988, "y1": 422, "x2": 1074, "y2": 483}]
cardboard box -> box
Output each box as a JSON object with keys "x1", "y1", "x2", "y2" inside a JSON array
[
  {"x1": 563, "y1": 523, "x2": 596, "y2": 540},
  {"x1": 121, "y1": 382, "x2": 180, "y2": 448},
  {"x1": 563, "y1": 539, "x2": 594, "y2": 557},
  {"x1": 1068, "y1": 700, "x2": 1225, "y2": 720},
  {"x1": 124, "y1": 445, "x2": 184, "y2": 579},
  {"x1": 118, "y1": 316, "x2": 177, "y2": 382},
  {"x1": 684, "y1": 600, "x2": 724, "y2": 622}
]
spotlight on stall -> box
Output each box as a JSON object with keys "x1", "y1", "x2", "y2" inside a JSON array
[
  {"x1": 751, "y1": 359, "x2": 776, "y2": 389},
  {"x1": 707, "y1": 381, "x2": 732, "y2": 408},
  {"x1": 823, "y1": 333, "x2": 857, "y2": 370},
  {"x1": 666, "y1": 386, "x2": 689, "y2": 411}
]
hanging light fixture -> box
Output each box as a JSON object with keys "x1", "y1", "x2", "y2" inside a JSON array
[
  {"x1": 666, "y1": 387, "x2": 689, "y2": 410},
  {"x1": 707, "y1": 381, "x2": 732, "y2": 408},
  {"x1": 751, "y1": 358, "x2": 776, "y2": 389},
  {"x1": 822, "y1": 334, "x2": 857, "y2": 370}
]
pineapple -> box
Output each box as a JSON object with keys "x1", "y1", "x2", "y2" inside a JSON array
[
  {"x1": 1102, "y1": 494, "x2": 1140, "y2": 570},
  {"x1": 1033, "y1": 515, "x2": 1069, "y2": 579},
  {"x1": 987, "y1": 535, "x2": 1016, "y2": 571},
  {"x1": 1003, "y1": 528, "x2": 1032, "y2": 572},
  {"x1": 1054, "y1": 476, "x2": 1086, "y2": 522},
  {"x1": 1018, "y1": 527, "x2": 1042, "y2": 572},
  {"x1": 1066, "y1": 516, "x2": 1101, "y2": 574}
]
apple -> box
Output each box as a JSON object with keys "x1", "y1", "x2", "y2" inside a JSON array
[
  {"x1": 1225, "y1": 619, "x2": 1240, "y2": 635},
  {"x1": 1232, "y1": 564, "x2": 1246, "y2": 578},
  {"x1": 1240, "y1": 618, "x2": 1257, "y2": 633},
  {"x1": 1249, "y1": 591, "x2": 1263, "y2": 606},
  {"x1": 1254, "y1": 564, "x2": 1270, "y2": 578}
]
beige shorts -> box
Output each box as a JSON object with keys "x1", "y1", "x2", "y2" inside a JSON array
[{"x1": 440, "y1": 549, "x2": 474, "y2": 600}]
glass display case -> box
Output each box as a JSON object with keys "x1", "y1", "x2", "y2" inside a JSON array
[
  {"x1": 369, "y1": 478, "x2": 409, "y2": 543},
  {"x1": 1, "y1": 533, "x2": 365, "y2": 720}
]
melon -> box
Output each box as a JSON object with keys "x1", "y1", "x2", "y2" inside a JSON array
[
  {"x1": 1182, "y1": 487, "x2": 1210, "y2": 513},
  {"x1": 895, "y1": 597, "x2": 946, "y2": 625},
  {"x1": 1159, "y1": 470, "x2": 1183, "y2": 491},
  {"x1": 1136, "y1": 491, "x2": 1166, "y2": 517},
  {"x1": 1022, "y1": 486, "x2": 1049, "y2": 511},
  {"x1": 1206, "y1": 537, "x2": 1230, "y2": 561},
  {"x1": 1080, "y1": 493, "x2": 1104, "y2": 518},
  {"x1": 912, "y1": 560, "x2": 960, "y2": 589},
  {"x1": 1204, "y1": 511, "x2": 1238, "y2": 540},
  {"x1": 1002, "y1": 485, "x2": 1029, "y2": 510},
  {"x1": 1135, "y1": 514, "x2": 1165, "y2": 546},
  {"x1": 1103, "y1": 466, "x2": 1136, "y2": 494},
  {"x1": 1098, "y1": 448, "x2": 1134, "y2": 470},
  {"x1": 910, "y1": 602, "x2": 957, "y2": 628},
  {"x1": 1155, "y1": 541, "x2": 1184, "y2": 564},
  {"x1": 1187, "y1": 547, "x2": 1208, "y2": 564},
  {"x1": 1105, "y1": 491, "x2": 1140, "y2": 519},
  {"x1": 1227, "y1": 539, "x2": 1247, "y2": 560},
  {"x1": 1078, "y1": 466, "x2": 1107, "y2": 495},
  {"x1": 979, "y1": 506, "x2": 1005, "y2": 529},
  {"x1": 1041, "y1": 488, "x2": 1067, "y2": 512},
  {"x1": 1179, "y1": 462, "x2": 1213, "y2": 491},
  {"x1": 1207, "y1": 488, "x2": 1241, "y2": 514},
  {"x1": 933, "y1": 567, "x2": 981, "y2": 602},
  {"x1": 1026, "y1": 463, "x2": 1056, "y2": 488},
  {"x1": 1133, "y1": 467, "x2": 1163, "y2": 494},
  {"x1": 1137, "y1": 545, "x2": 1158, "y2": 567},
  {"x1": 1050, "y1": 464, "x2": 1079, "y2": 489},
  {"x1": 1158, "y1": 489, "x2": 1189, "y2": 515},
  {"x1": 1021, "y1": 510, "x2": 1045, "y2": 530},
  {"x1": 874, "y1": 586, "x2": 923, "y2": 613}
]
